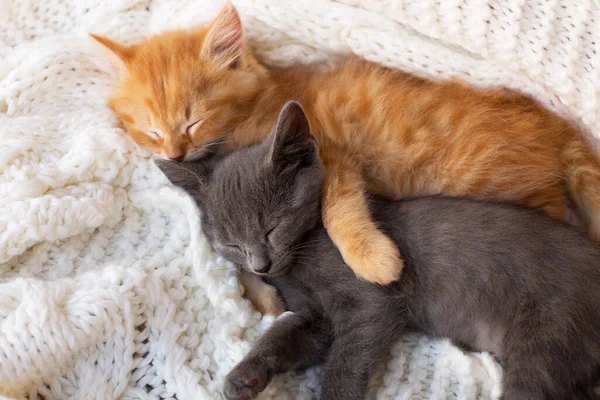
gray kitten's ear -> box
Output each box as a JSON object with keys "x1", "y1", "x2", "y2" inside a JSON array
[
  {"x1": 154, "y1": 158, "x2": 209, "y2": 195},
  {"x1": 268, "y1": 101, "x2": 318, "y2": 170}
]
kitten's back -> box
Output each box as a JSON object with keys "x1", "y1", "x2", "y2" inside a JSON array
[
  {"x1": 297, "y1": 196, "x2": 600, "y2": 397},
  {"x1": 375, "y1": 197, "x2": 600, "y2": 394},
  {"x1": 379, "y1": 196, "x2": 600, "y2": 286}
]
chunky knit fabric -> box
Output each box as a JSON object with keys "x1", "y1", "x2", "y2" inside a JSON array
[{"x1": 0, "y1": 0, "x2": 598, "y2": 399}]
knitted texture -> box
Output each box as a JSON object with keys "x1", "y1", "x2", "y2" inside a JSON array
[{"x1": 0, "y1": 0, "x2": 598, "y2": 399}]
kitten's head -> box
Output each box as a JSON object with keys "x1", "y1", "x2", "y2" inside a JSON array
[
  {"x1": 91, "y1": 3, "x2": 266, "y2": 161},
  {"x1": 157, "y1": 101, "x2": 323, "y2": 276}
]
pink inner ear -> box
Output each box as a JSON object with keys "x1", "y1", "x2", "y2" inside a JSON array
[
  {"x1": 207, "y1": 6, "x2": 244, "y2": 60},
  {"x1": 214, "y1": 28, "x2": 242, "y2": 55}
]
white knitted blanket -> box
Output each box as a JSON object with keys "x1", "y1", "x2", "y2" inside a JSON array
[{"x1": 1, "y1": 0, "x2": 598, "y2": 399}]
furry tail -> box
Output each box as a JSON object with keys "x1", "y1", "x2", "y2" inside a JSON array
[{"x1": 563, "y1": 129, "x2": 600, "y2": 242}]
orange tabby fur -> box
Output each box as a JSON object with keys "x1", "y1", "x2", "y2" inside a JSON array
[{"x1": 92, "y1": 4, "x2": 600, "y2": 315}]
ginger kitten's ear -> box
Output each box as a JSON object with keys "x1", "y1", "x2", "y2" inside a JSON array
[
  {"x1": 90, "y1": 34, "x2": 135, "y2": 63},
  {"x1": 268, "y1": 101, "x2": 318, "y2": 171},
  {"x1": 155, "y1": 159, "x2": 210, "y2": 196},
  {"x1": 201, "y1": 2, "x2": 245, "y2": 68}
]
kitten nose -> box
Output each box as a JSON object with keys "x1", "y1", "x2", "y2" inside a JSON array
[
  {"x1": 253, "y1": 260, "x2": 272, "y2": 274},
  {"x1": 168, "y1": 155, "x2": 185, "y2": 162}
]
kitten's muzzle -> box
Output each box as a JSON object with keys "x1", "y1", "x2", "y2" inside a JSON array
[
  {"x1": 249, "y1": 256, "x2": 272, "y2": 274},
  {"x1": 247, "y1": 249, "x2": 293, "y2": 276}
]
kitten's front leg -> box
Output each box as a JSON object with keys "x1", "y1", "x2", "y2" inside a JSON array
[
  {"x1": 239, "y1": 270, "x2": 286, "y2": 316},
  {"x1": 321, "y1": 327, "x2": 395, "y2": 400},
  {"x1": 322, "y1": 152, "x2": 403, "y2": 284},
  {"x1": 223, "y1": 311, "x2": 331, "y2": 400}
]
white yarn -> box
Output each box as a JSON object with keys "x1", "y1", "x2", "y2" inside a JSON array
[{"x1": 0, "y1": 0, "x2": 598, "y2": 399}]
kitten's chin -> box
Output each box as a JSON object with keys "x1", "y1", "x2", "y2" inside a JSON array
[
  {"x1": 264, "y1": 258, "x2": 295, "y2": 277},
  {"x1": 184, "y1": 150, "x2": 210, "y2": 162},
  {"x1": 187, "y1": 133, "x2": 232, "y2": 161},
  {"x1": 245, "y1": 261, "x2": 291, "y2": 278},
  {"x1": 151, "y1": 154, "x2": 171, "y2": 161}
]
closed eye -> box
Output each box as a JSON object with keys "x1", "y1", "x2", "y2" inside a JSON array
[
  {"x1": 266, "y1": 226, "x2": 277, "y2": 244},
  {"x1": 146, "y1": 129, "x2": 162, "y2": 140},
  {"x1": 186, "y1": 119, "x2": 204, "y2": 136},
  {"x1": 225, "y1": 243, "x2": 241, "y2": 252},
  {"x1": 217, "y1": 243, "x2": 245, "y2": 264}
]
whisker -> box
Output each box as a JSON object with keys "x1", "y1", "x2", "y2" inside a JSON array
[
  {"x1": 202, "y1": 118, "x2": 220, "y2": 130},
  {"x1": 288, "y1": 239, "x2": 322, "y2": 250},
  {"x1": 200, "y1": 96, "x2": 234, "y2": 102},
  {"x1": 205, "y1": 265, "x2": 240, "y2": 273},
  {"x1": 290, "y1": 254, "x2": 320, "y2": 263}
]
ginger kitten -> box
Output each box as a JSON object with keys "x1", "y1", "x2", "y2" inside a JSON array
[{"x1": 92, "y1": 4, "x2": 600, "y2": 314}]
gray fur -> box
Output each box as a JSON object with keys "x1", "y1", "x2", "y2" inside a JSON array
[{"x1": 157, "y1": 101, "x2": 600, "y2": 400}]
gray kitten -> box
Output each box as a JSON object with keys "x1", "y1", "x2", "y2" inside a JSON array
[{"x1": 157, "y1": 101, "x2": 600, "y2": 400}]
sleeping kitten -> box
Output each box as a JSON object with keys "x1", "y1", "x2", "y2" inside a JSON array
[
  {"x1": 92, "y1": 3, "x2": 600, "y2": 297},
  {"x1": 157, "y1": 101, "x2": 600, "y2": 400}
]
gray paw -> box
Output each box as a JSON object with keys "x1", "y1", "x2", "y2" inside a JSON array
[{"x1": 223, "y1": 355, "x2": 290, "y2": 400}]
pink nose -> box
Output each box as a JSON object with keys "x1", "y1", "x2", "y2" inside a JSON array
[{"x1": 169, "y1": 155, "x2": 185, "y2": 162}]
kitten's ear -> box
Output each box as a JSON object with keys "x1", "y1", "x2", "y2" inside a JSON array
[
  {"x1": 154, "y1": 159, "x2": 210, "y2": 196},
  {"x1": 268, "y1": 101, "x2": 318, "y2": 171},
  {"x1": 90, "y1": 34, "x2": 136, "y2": 63},
  {"x1": 201, "y1": 2, "x2": 245, "y2": 68}
]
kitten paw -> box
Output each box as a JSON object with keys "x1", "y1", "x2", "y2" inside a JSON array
[
  {"x1": 224, "y1": 354, "x2": 288, "y2": 400},
  {"x1": 342, "y1": 230, "x2": 404, "y2": 285},
  {"x1": 240, "y1": 273, "x2": 286, "y2": 316},
  {"x1": 253, "y1": 285, "x2": 286, "y2": 316}
]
